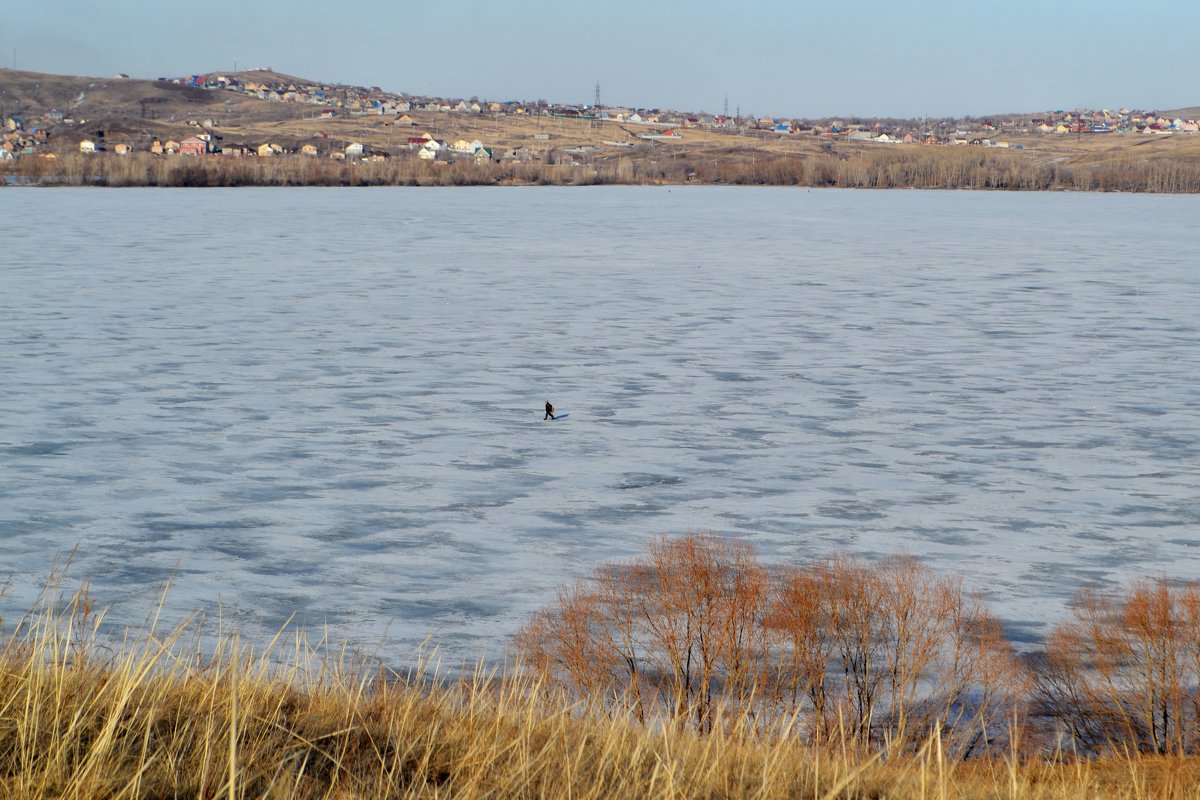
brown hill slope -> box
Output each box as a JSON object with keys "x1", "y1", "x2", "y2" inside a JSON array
[
  {"x1": 0, "y1": 68, "x2": 314, "y2": 125},
  {"x1": 2, "y1": 69, "x2": 218, "y2": 116}
]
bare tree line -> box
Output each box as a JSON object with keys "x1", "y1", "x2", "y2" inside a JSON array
[
  {"x1": 6, "y1": 149, "x2": 1200, "y2": 191},
  {"x1": 695, "y1": 149, "x2": 1200, "y2": 192},
  {"x1": 515, "y1": 534, "x2": 1200, "y2": 759}
]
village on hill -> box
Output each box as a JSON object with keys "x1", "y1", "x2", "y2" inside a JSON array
[{"x1": 3, "y1": 68, "x2": 1198, "y2": 166}]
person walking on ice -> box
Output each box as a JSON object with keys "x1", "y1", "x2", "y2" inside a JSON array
[{"x1": 544, "y1": 401, "x2": 556, "y2": 420}]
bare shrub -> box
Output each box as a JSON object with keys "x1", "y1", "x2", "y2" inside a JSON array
[
  {"x1": 515, "y1": 535, "x2": 1026, "y2": 755},
  {"x1": 765, "y1": 555, "x2": 1025, "y2": 755},
  {"x1": 516, "y1": 534, "x2": 770, "y2": 734},
  {"x1": 1033, "y1": 578, "x2": 1200, "y2": 756}
]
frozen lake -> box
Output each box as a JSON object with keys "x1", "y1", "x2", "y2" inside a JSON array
[{"x1": 2, "y1": 186, "x2": 1198, "y2": 662}]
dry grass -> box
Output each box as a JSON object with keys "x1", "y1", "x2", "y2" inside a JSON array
[{"x1": 3, "y1": 579, "x2": 1200, "y2": 799}]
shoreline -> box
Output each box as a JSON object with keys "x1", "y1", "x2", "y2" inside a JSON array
[{"x1": 6, "y1": 146, "x2": 1200, "y2": 192}]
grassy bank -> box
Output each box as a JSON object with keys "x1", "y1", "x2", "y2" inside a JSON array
[
  {"x1": 5, "y1": 582, "x2": 1200, "y2": 798},
  {"x1": 6, "y1": 146, "x2": 1200, "y2": 191}
]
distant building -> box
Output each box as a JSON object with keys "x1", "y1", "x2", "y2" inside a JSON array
[{"x1": 180, "y1": 136, "x2": 208, "y2": 156}]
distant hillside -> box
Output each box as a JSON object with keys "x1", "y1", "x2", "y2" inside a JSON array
[
  {"x1": 202, "y1": 68, "x2": 320, "y2": 86},
  {"x1": 0, "y1": 68, "x2": 327, "y2": 134},
  {"x1": 7, "y1": 67, "x2": 1194, "y2": 127},
  {"x1": 4, "y1": 67, "x2": 1200, "y2": 192},
  {"x1": 1, "y1": 69, "x2": 217, "y2": 115}
]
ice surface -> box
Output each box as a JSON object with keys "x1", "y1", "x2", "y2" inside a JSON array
[{"x1": 2, "y1": 186, "x2": 1198, "y2": 664}]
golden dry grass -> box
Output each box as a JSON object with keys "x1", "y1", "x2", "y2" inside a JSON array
[{"x1": 5, "y1": 581, "x2": 1200, "y2": 799}]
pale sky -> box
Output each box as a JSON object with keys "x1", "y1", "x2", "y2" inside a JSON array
[{"x1": 3, "y1": 0, "x2": 1197, "y2": 118}]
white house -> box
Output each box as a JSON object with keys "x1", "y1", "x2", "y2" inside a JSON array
[
  {"x1": 79, "y1": 139, "x2": 97, "y2": 154},
  {"x1": 345, "y1": 142, "x2": 365, "y2": 157}
]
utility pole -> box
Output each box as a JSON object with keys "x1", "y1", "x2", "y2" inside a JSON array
[{"x1": 591, "y1": 81, "x2": 602, "y2": 129}]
